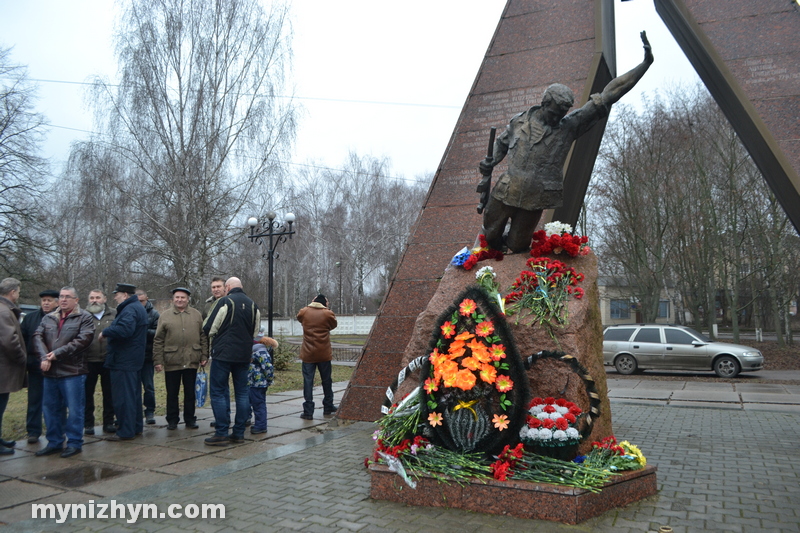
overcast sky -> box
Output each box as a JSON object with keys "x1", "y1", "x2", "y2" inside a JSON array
[{"x1": 0, "y1": 0, "x2": 698, "y2": 182}]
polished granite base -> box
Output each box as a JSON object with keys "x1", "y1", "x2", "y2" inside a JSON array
[{"x1": 369, "y1": 463, "x2": 657, "y2": 524}]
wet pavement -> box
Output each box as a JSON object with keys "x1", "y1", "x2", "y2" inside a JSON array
[{"x1": 2, "y1": 374, "x2": 800, "y2": 532}]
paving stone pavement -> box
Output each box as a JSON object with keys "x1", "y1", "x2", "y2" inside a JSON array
[{"x1": 7, "y1": 401, "x2": 800, "y2": 533}]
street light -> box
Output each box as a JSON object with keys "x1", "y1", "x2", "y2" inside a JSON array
[{"x1": 247, "y1": 211, "x2": 296, "y2": 338}]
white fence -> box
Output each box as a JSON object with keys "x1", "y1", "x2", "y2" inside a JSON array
[{"x1": 262, "y1": 315, "x2": 376, "y2": 337}]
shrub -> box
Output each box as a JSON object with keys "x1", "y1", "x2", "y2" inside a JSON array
[{"x1": 273, "y1": 334, "x2": 297, "y2": 371}]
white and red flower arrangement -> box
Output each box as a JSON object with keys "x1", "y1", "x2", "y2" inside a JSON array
[
  {"x1": 519, "y1": 396, "x2": 583, "y2": 447},
  {"x1": 530, "y1": 221, "x2": 591, "y2": 258}
]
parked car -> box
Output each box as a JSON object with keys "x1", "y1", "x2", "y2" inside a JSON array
[{"x1": 603, "y1": 324, "x2": 764, "y2": 378}]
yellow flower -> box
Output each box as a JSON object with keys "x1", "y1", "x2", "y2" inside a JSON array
[
  {"x1": 428, "y1": 412, "x2": 443, "y2": 427},
  {"x1": 620, "y1": 440, "x2": 646, "y2": 466}
]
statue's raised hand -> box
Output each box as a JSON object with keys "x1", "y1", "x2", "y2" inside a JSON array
[{"x1": 641, "y1": 31, "x2": 654, "y2": 64}]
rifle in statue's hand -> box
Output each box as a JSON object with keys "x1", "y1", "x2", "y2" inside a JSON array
[{"x1": 476, "y1": 126, "x2": 496, "y2": 214}]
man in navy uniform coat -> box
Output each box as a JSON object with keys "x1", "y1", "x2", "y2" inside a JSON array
[{"x1": 102, "y1": 283, "x2": 148, "y2": 440}]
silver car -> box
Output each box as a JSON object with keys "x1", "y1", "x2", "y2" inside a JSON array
[{"x1": 603, "y1": 324, "x2": 764, "y2": 378}]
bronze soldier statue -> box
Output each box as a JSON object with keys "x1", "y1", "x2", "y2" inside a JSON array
[{"x1": 478, "y1": 31, "x2": 654, "y2": 253}]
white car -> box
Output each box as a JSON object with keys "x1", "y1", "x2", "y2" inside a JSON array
[{"x1": 603, "y1": 324, "x2": 764, "y2": 378}]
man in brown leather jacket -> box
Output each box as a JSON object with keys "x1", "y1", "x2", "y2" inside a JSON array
[
  {"x1": 296, "y1": 294, "x2": 338, "y2": 420},
  {"x1": 32, "y1": 286, "x2": 95, "y2": 458}
]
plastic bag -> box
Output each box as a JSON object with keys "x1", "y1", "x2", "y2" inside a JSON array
[{"x1": 195, "y1": 367, "x2": 208, "y2": 408}]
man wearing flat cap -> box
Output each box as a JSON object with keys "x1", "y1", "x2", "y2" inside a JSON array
[
  {"x1": 101, "y1": 283, "x2": 148, "y2": 440},
  {"x1": 153, "y1": 287, "x2": 208, "y2": 430},
  {"x1": 19, "y1": 289, "x2": 59, "y2": 444}
]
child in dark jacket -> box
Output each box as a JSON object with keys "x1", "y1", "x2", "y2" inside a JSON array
[{"x1": 249, "y1": 336, "x2": 276, "y2": 434}]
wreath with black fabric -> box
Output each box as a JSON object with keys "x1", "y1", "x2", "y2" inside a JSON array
[{"x1": 419, "y1": 286, "x2": 529, "y2": 456}]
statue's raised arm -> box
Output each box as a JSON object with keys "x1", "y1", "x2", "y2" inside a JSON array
[{"x1": 599, "y1": 31, "x2": 654, "y2": 106}]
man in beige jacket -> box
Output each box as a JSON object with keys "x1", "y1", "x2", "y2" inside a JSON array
[{"x1": 153, "y1": 287, "x2": 208, "y2": 430}]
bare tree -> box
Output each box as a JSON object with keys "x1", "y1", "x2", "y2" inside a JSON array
[
  {"x1": 591, "y1": 84, "x2": 800, "y2": 339},
  {"x1": 87, "y1": 0, "x2": 296, "y2": 294},
  {"x1": 0, "y1": 47, "x2": 48, "y2": 275}
]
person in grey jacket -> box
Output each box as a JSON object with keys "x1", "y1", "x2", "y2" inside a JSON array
[
  {"x1": 32, "y1": 286, "x2": 95, "y2": 458},
  {"x1": 83, "y1": 289, "x2": 117, "y2": 435},
  {"x1": 153, "y1": 287, "x2": 208, "y2": 430}
]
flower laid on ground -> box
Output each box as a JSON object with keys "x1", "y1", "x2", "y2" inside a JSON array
[
  {"x1": 619, "y1": 440, "x2": 646, "y2": 467},
  {"x1": 475, "y1": 265, "x2": 505, "y2": 314},
  {"x1": 487, "y1": 443, "x2": 612, "y2": 491},
  {"x1": 519, "y1": 397, "x2": 583, "y2": 446},
  {"x1": 373, "y1": 389, "x2": 424, "y2": 447},
  {"x1": 366, "y1": 390, "x2": 648, "y2": 492},
  {"x1": 428, "y1": 412, "x2": 443, "y2": 427},
  {"x1": 504, "y1": 257, "x2": 585, "y2": 328},
  {"x1": 530, "y1": 221, "x2": 590, "y2": 258},
  {"x1": 579, "y1": 435, "x2": 646, "y2": 472},
  {"x1": 450, "y1": 246, "x2": 472, "y2": 266},
  {"x1": 459, "y1": 235, "x2": 504, "y2": 271}
]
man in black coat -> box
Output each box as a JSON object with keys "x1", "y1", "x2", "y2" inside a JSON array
[
  {"x1": 19, "y1": 289, "x2": 59, "y2": 444},
  {"x1": 202, "y1": 277, "x2": 260, "y2": 446},
  {"x1": 102, "y1": 283, "x2": 148, "y2": 440},
  {"x1": 136, "y1": 289, "x2": 159, "y2": 424}
]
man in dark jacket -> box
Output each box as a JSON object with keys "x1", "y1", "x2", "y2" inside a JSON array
[
  {"x1": 32, "y1": 286, "x2": 95, "y2": 458},
  {"x1": 19, "y1": 289, "x2": 59, "y2": 444},
  {"x1": 297, "y1": 295, "x2": 338, "y2": 420},
  {"x1": 136, "y1": 289, "x2": 159, "y2": 424},
  {"x1": 102, "y1": 283, "x2": 148, "y2": 441},
  {"x1": 203, "y1": 277, "x2": 260, "y2": 446},
  {"x1": 83, "y1": 289, "x2": 117, "y2": 435},
  {"x1": 0, "y1": 278, "x2": 27, "y2": 455}
]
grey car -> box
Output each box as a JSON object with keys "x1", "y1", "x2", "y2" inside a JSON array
[{"x1": 603, "y1": 324, "x2": 764, "y2": 378}]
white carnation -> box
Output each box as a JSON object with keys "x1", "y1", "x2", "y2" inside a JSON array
[
  {"x1": 556, "y1": 405, "x2": 568, "y2": 415},
  {"x1": 553, "y1": 430, "x2": 568, "y2": 441},
  {"x1": 530, "y1": 405, "x2": 544, "y2": 415},
  {"x1": 538, "y1": 428, "x2": 553, "y2": 441},
  {"x1": 549, "y1": 412, "x2": 562, "y2": 420},
  {"x1": 537, "y1": 412, "x2": 549, "y2": 421},
  {"x1": 566, "y1": 427, "x2": 580, "y2": 439},
  {"x1": 475, "y1": 266, "x2": 495, "y2": 279},
  {"x1": 544, "y1": 221, "x2": 573, "y2": 237}
]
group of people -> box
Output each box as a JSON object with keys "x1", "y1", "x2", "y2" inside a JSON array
[{"x1": 1, "y1": 275, "x2": 339, "y2": 456}]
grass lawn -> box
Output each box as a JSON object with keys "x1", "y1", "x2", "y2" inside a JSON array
[{"x1": 1, "y1": 363, "x2": 353, "y2": 442}]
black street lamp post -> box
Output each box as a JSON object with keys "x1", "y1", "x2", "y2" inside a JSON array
[{"x1": 247, "y1": 211, "x2": 295, "y2": 338}]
